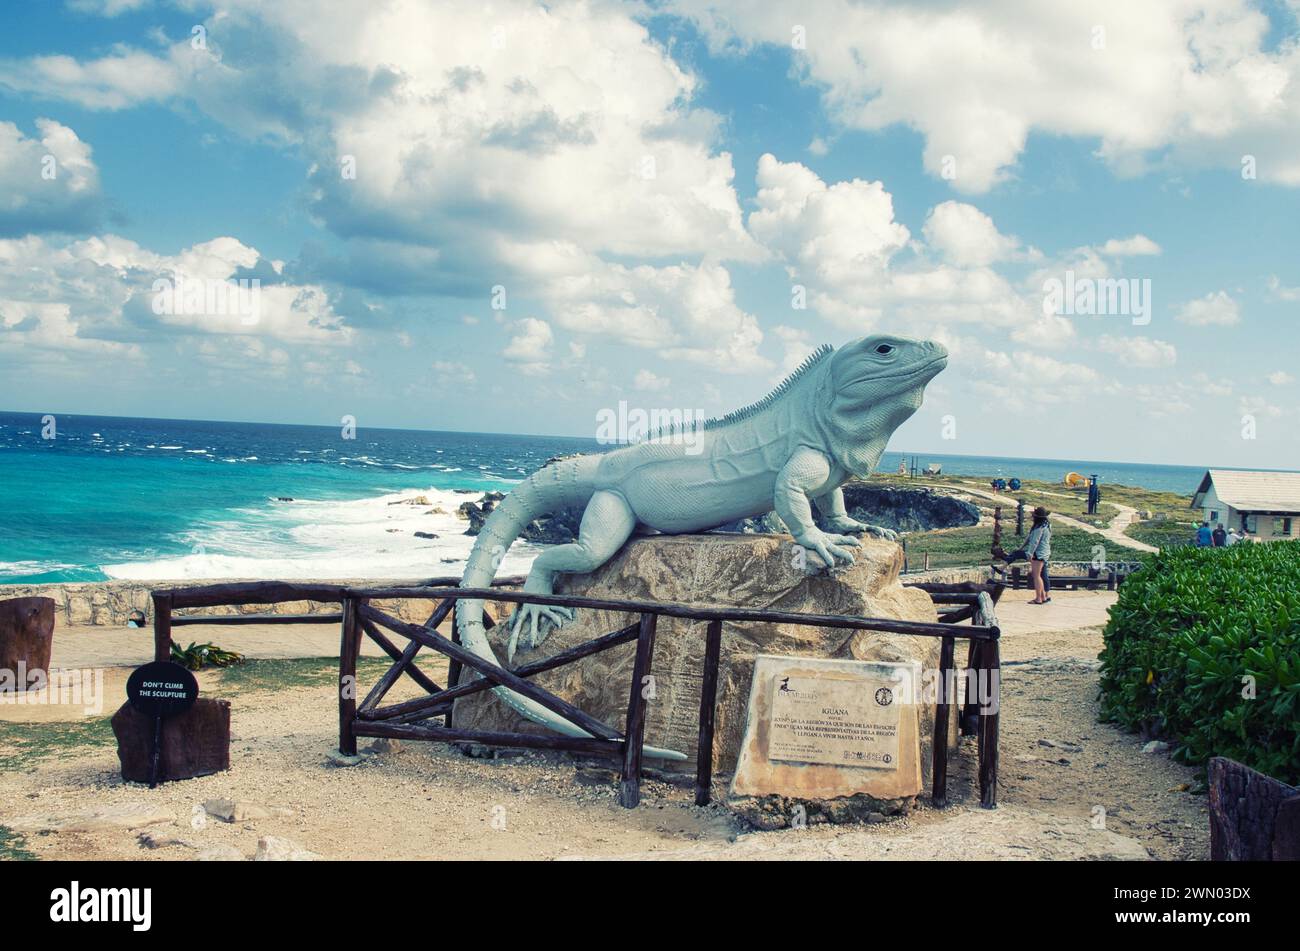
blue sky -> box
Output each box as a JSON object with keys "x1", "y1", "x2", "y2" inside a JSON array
[{"x1": 0, "y1": 0, "x2": 1298, "y2": 470}]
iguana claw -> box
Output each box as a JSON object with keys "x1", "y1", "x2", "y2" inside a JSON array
[
  {"x1": 795, "y1": 529, "x2": 859, "y2": 569},
  {"x1": 506, "y1": 603, "x2": 575, "y2": 661}
]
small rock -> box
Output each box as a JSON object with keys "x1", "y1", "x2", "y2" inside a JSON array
[
  {"x1": 326, "y1": 750, "x2": 364, "y2": 768},
  {"x1": 1037, "y1": 738, "x2": 1083, "y2": 753},
  {"x1": 413, "y1": 531, "x2": 439, "y2": 540},
  {"x1": 254, "y1": 836, "x2": 320, "y2": 861},
  {"x1": 574, "y1": 766, "x2": 620, "y2": 787},
  {"x1": 202, "y1": 799, "x2": 294, "y2": 823},
  {"x1": 1142, "y1": 740, "x2": 1170, "y2": 755},
  {"x1": 194, "y1": 845, "x2": 245, "y2": 861},
  {"x1": 138, "y1": 831, "x2": 194, "y2": 850}
]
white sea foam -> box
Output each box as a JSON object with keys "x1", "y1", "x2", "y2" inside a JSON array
[{"x1": 101, "y1": 486, "x2": 538, "y2": 581}]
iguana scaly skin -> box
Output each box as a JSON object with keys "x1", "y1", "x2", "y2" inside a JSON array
[{"x1": 455, "y1": 333, "x2": 947, "y2": 759}]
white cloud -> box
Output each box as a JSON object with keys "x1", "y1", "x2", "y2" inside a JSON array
[
  {"x1": 1099, "y1": 235, "x2": 1162, "y2": 257},
  {"x1": 0, "y1": 232, "x2": 351, "y2": 369},
  {"x1": 0, "y1": 48, "x2": 189, "y2": 110},
  {"x1": 633, "y1": 369, "x2": 670, "y2": 392},
  {"x1": 1267, "y1": 370, "x2": 1294, "y2": 385},
  {"x1": 1266, "y1": 275, "x2": 1300, "y2": 302},
  {"x1": 0, "y1": 119, "x2": 102, "y2": 236},
  {"x1": 675, "y1": 1, "x2": 1300, "y2": 191},
  {"x1": 502, "y1": 317, "x2": 553, "y2": 375},
  {"x1": 1176, "y1": 290, "x2": 1241, "y2": 326},
  {"x1": 1097, "y1": 334, "x2": 1178, "y2": 368},
  {"x1": 922, "y1": 201, "x2": 1026, "y2": 268}
]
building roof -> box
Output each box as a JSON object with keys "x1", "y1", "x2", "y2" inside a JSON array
[{"x1": 1192, "y1": 469, "x2": 1300, "y2": 512}]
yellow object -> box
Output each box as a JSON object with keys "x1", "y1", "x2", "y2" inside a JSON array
[{"x1": 1064, "y1": 471, "x2": 1087, "y2": 487}]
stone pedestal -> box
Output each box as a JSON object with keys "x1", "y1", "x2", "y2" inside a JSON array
[
  {"x1": 111, "y1": 697, "x2": 231, "y2": 783},
  {"x1": 0, "y1": 596, "x2": 55, "y2": 690},
  {"x1": 453, "y1": 533, "x2": 948, "y2": 784}
]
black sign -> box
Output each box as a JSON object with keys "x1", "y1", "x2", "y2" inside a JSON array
[{"x1": 126, "y1": 661, "x2": 198, "y2": 718}]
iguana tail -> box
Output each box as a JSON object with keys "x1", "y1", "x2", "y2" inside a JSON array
[{"x1": 455, "y1": 457, "x2": 686, "y2": 761}]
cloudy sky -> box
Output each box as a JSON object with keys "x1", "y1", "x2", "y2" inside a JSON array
[{"x1": 1, "y1": 0, "x2": 1298, "y2": 469}]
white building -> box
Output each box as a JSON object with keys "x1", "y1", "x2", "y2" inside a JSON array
[{"x1": 1191, "y1": 469, "x2": 1300, "y2": 541}]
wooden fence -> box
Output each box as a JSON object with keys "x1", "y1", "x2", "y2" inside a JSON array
[{"x1": 151, "y1": 577, "x2": 1002, "y2": 811}]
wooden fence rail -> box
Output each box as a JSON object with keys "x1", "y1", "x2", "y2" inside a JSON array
[{"x1": 150, "y1": 577, "x2": 1002, "y2": 810}]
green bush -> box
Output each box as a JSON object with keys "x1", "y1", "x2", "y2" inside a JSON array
[{"x1": 1098, "y1": 541, "x2": 1300, "y2": 784}]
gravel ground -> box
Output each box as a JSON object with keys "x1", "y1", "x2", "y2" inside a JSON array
[{"x1": 0, "y1": 607, "x2": 1207, "y2": 860}]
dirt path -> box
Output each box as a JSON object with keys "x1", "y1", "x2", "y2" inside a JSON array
[{"x1": 917, "y1": 481, "x2": 1157, "y2": 553}]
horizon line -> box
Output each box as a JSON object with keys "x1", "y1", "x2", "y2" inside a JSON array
[{"x1": 0, "y1": 407, "x2": 1294, "y2": 476}]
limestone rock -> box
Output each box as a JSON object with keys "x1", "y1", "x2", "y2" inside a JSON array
[
  {"x1": 195, "y1": 845, "x2": 245, "y2": 861},
  {"x1": 7, "y1": 803, "x2": 173, "y2": 833},
  {"x1": 202, "y1": 799, "x2": 294, "y2": 822},
  {"x1": 453, "y1": 533, "x2": 942, "y2": 779},
  {"x1": 254, "y1": 835, "x2": 320, "y2": 861}
]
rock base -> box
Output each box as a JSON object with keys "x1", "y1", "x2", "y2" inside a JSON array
[
  {"x1": 111, "y1": 697, "x2": 231, "y2": 783},
  {"x1": 453, "y1": 533, "x2": 949, "y2": 787}
]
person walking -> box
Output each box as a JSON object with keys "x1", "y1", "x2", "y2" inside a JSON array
[
  {"x1": 1025, "y1": 506, "x2": 1052, "y2": 605},
  {"x1": 1212, "y1": 523, "x2": 1227, "y2": 547},
  {"x1": 1227, "y1": 527, "x2": 1243, "y2": 546},
  {"x1": 1196, "y1": 521, "x2": 1213, "y2": 547}
]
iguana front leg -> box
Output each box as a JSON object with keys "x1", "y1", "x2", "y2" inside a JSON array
[
  {"x1": 775, "y1": 449, "x2": 861, "y2": 569},
  {"x1": 506, "y1": 490, "x2": 636, "y2": 660},
  {"x1": 814, "y1": 486, "x2": 898, "y2": 542}
]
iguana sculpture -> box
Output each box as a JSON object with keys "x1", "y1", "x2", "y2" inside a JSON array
[{"x1": 455, "y1": 333, "x2": 947, "y2": 758}]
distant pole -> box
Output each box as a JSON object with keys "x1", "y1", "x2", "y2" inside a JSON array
[{"x1": 1016, "y1": 499, "x2": 1025, "y2": 536}]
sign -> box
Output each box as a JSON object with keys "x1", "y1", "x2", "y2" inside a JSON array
[
  {"x1": 127, "y1": 662, "x2": 198, "y2": 717},
  {"x1": 730, "y1": 655, "x2": 923, "y2": 801},
  {"x1": 125, "y1": 661, "x2": 198, "y2": 787},
  {"x1": 768, "y1": 671, "x2": 900, "y2": 770}
]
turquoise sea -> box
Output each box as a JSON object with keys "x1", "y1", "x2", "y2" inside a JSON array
[{"x1": 0, "y1": 410, "x2": 1212, "y2": 585}]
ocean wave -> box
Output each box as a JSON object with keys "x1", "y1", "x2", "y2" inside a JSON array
[{"x1": 0, "y1": 559, "x2": 83, "y2": 579}]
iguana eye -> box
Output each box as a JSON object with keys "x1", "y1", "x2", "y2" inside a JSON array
[{"x1": 875, "y1": 344, "x2": 895, "y2": 355}]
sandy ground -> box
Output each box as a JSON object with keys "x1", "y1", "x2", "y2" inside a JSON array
[{"x1": 0, "y1": 591, "x2": 1207, "y2": 860}]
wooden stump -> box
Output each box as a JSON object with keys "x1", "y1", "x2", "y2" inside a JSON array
[
  {"x1": 1208, "y1": 756, "x2": 1300, "y2": 861},
  {"x1": 111, "y1": 698, "x2": 232, "y2": 783},
  {"x1": 0, "y1": 596, "x2": 55, "y2": 691}
]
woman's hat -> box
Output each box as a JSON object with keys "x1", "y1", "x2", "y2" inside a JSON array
[{"x1": 1032, "y1": 506, "x2": 1049, "y2": 518}]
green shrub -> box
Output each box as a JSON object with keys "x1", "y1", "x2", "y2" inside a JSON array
[{"x1": 1098, "y1": 541, "x2": 1300, "y2": 784}]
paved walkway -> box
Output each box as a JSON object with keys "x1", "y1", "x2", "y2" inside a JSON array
[
  {"x1": 993, "y1": 589, "x2": 1116, "y2": 637},
  {"x1": 48, "y1": 622, "x2": 389, "y2": 671}
]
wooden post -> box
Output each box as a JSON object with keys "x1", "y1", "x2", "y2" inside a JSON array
[
  {"x1": 446, "y1": 600, "x2": 463, "y2": 728},
  {"x1": 338, "y1": 597, "x2": 362, "y2": 756},
  {"x1": 695, "y1": 618, "x2": 723, "y2": 806},
  {"x1": 978, "y1": 636, "x2": 1000, "y2": 809},
  {"x1": 923, "y1": 551, "x2": 930, "y2": 571},
  {"x1": 932, "y1": 634, "x2": 955, "y2": 807},
  {"x1": 152, "y1": 592, "x2": 172, "y2": 663},
  {"x1": 618, "y1": 612, "x2": 658, "y2": 808}
]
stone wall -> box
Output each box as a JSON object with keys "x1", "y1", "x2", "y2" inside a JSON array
[{"x1": 0, "y1": 579, "x2": 485, "y2": 628}]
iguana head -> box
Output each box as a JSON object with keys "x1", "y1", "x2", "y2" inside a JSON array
[{"x1": 827, "y1": 333, "x2": 948, "y2": 434}]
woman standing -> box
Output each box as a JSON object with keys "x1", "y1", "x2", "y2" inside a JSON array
[{"x1": 1025, "y1": 506, "x2": 1052, "y2": 605}]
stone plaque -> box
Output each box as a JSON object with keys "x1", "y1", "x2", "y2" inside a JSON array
[
  {"x1": 730, "y1": 655, "x2": 923, "y2": 802},
  {"x1": 768, "y1": 672, "x2": 900, "y2": 770}
]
